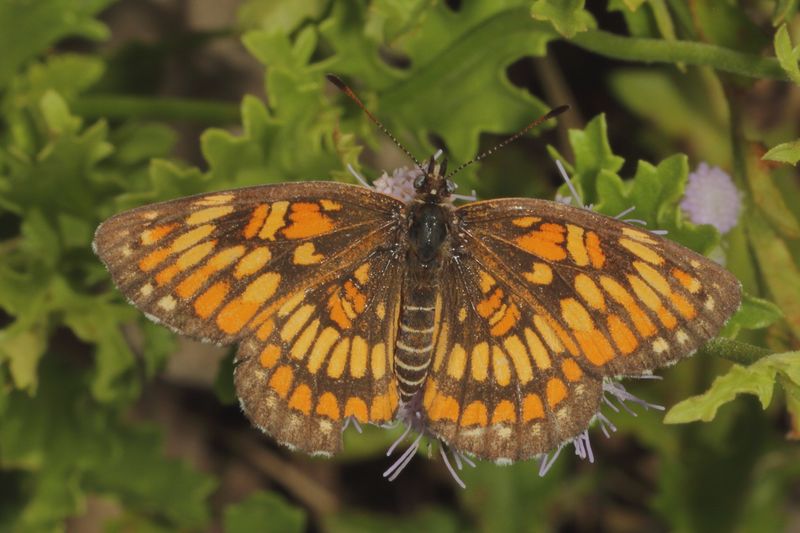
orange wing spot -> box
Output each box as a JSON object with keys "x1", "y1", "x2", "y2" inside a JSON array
[
  {"x1": 634, "y1": 261, "x2": 671, "y2": 296},
  {"x1": 546, "y1": 378, "x2": 568, "y2": 408},
  {"x1": 491, "y1": 400, "x2": 516, "y2": 424},
  {"x1": 461, "y1": 401, "x2": 488, "y2": 427},
  {"x1": 293, "y1": 242, "x2": 324, "y2": 265},
  {"x1": 177, "y1": 240, "x2": 216, "y2": 270},
  {"x1": 428, "y1": 394, "x2": 460, "y2": 422},
  {"x1": 327, "y1": 293, "x2": 352, "y2": 329},
  {"x1": 259, "y1": 344, "x2": 281, "y2": 368},
  {"x1": 600, "y1": 276, "x2": 657, "y2": 337},
  {"x1": 139, "y1": 248, "x2": 171, "y2": 272},
  {"x1": 194, "y1": 281, "x2": 229, "y2": 318},
  {"x1": 533, "y1": 315, "x2": 564, "y2": 353},
  {"x1": 622, "y1": 226, "x2": 657, "y2": 243},
  {"x1": 629, "y1": 275, "x2": 677, "y2": 329},
  {"x1": 546, "y1": 315, "x2": 579, "y2": 355},
  {"x1": 575, "y1": 329, "x2": 615, "y2": 366},
  {"x1": 349, "y1": 336, "x2": 368, "y2": 378},
  {"x1": 515, "y1": 224, "x2": 567, "y2": 261},
  {"x1": 670, "y1": 291, "x2": 697, "y2": 320},
  {"x1": 479, "y1": 271, "x2": 496, "y2": 293},
  {"x1": 566, "y1": 224, "x2": 589, "y2": 266},
  {"x1": 524, "y1": 262, "x2": 553, "y2": 284},
  {"x1": 423, "y1": 379, "x2": 438, "y2": 410},
  {"x1": 672, "y1": 268, "x2": 701, "y2": 293},
  {"x1": 141, "y1": 223, "x2": 178, "y2": 245},
  {"x1": 175, "y1": 246, "x2": 244, "y2": 299},
  {"x1": 471, "y1": 342, "x2": 489, "y2": 381},
  {"x1": 619, "y1": 238, "x2": 664, "y2": 265},
  {"x1": 492, "y1": 346, "x2": 511, "y2": 386},
  {"x1": 370, "y1": 392, "x2": 394, "y2": 422},
  {"x1": 195, "y1": 193, "x2": 234, "y2": 206},
  {"x1": 354, "y1": 263, "x2": 370, "y2": 284},
  {"x1": 315, "y1": 392, "x2": 340, "y2": 420},
  {"x1": 319, "y1": 199, "x2": 342, "y2": 211},
  {"x1": 446, "y1": 343, "x2": 467, "y2": 379},
  {"x1": 234, "y1": 247, "x2": 271, "y2": 278},
  {"x1": 256, "y1": 319, "x2": 274, "y2": 341},
  {"x1": 490, "y1": 302, "x2": 520, "y2": 337},
  {"x1": 280, "y1": 304, "x2": 315, "y2": 342},
  {"x1": 344, "y1": 281, "x2": 366, "y2": 313},
  {"x1": 561, "y1": 358, "x2": 583, "y2": 382},
  {"x1": 607, "y1": 314, "x2": 637, "y2": 355},
  {"x1": 371, "y1": 343, "x2": 386, "y2": 379},
  {"x1": 524, "y1": 327, "x2": 551, "y2": 370},
  {"x1": 290, "y1": 319, "x2": 320, "y2": 360},
  {"x1": 288, "y1": 384, "x2": 312, "y2": 414},
  {"x1": 522, "y1": 393, "x2": 544, "y2": 421},
  {"x1": 186, "y1": 205, "x2": 234, "y2": 225},
  {"x1": 216, "y1": 300, "x2": 260, "y2": 334},
  {"x1": 258, "y1": 201, "x2": 289, "y2": 240},
  {"x1": 308, "y1": 327, "x2": 340, "y2": 374},
  {"x1": 512, "y1": 216, "x2": 541, "y2": 228},
  {"x1": 327, "y1": 338, "x2": 350, "y2": 378},
  {"x1": 574, "y1": 274, "x2": 606, "y2": 310},
  {"x1": 586, "y1": 230, "x2": 605, "y2": 268},
  {"x1": 344, "y1": 397, "x2": 369, "y2": 423},
  {"x1": 242, "y1": 272, "x2": 281, "y2": 304},
  {"x1": 155, "y1": 264, "x2": 180, "y2": 286},
  {"x1": 282, "y1": 202, "x2": 335, "y2": 239},
  {"x1": 243, "y1": 204, "x2": 268, "y2": 239},
  {"x1": 477, "y1": 288, "x2": 504, "y2": 318},
  {"x1": 503, "y1": 335, "x2": 533, "y2": 384},
  {"x1": 268, "y1": 365, "x2": 293, "y2": 399},
  {"x1": 172, "y1": 224, "x2": 214, "y2": 253},
  {"x1": 433, "y1": 321, "x2": 449, "y2": 372},
  {"x1": 561, "y1": 298, "x2": 593, "y2": 332}
]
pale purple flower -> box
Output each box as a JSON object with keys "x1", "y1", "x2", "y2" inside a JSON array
[
  {"x1": 680, "y1": 163, "x2": 742, "y2": 234},
  {"x1": 372, "y1": 166, "x2": 420, "y2": 203}
]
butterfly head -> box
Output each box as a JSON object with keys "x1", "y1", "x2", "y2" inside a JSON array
[{"x1": 413, "y1": 155, "x2": 457, "y2": 202}]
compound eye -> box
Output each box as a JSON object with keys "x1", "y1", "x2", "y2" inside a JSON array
[
  {"x1": 445, "y1": 179, "x2": 457, "y2": 193},
  {"x1": 413, "y1": 175, "x2": 426, "y2": 189}
]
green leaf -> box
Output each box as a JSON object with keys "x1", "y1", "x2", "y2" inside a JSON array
[
  {"x1": 224, "y1": 491, "x2": 306, "y2": 533},
  {"x1": 0, "y1": 0, "x2": 112, "y2": 87},
  {"x1": 775, "y1": 23, "x2": 800, "y2": 85},
  {"x1": 763, "y1": 138, "x2": 800, "y2": 165},
  {"x1": 665, "y1": 351, "x2": 800, "y2": 423},
  {"x1": 530, "y1": 0, "x2": 596, "y2": 38},
  {"x1": 728, "y1": 294, "x2": 783, "y2": 331}
]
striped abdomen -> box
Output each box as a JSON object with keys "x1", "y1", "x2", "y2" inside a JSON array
[{"x1": 395, "y1": 278, "x2": 438, "y2": 403}]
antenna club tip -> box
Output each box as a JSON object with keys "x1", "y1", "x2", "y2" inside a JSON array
[
  {"x1": 547, "y1": 104, "x2": 570, "y2": 119},
  {"x1": 325, "y1": 73, "x2": 347, "y2": 90}
]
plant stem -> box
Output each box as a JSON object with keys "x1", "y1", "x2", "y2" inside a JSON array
[
  {"x1": 72, "y1": 95, "x2": 241, "y2": 124},
  {"x1": 569, "y1": 30, "x2": 786, "y2": 80},
  {"x1": 699, "y1": 337, "x2": 771, "y2": 365}
]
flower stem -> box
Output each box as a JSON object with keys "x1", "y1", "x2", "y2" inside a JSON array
[
  {"x1": 569, "y1": 30, "x2": 786, "y2": 80},
  {"x1": 698, "y1": 337, "x2": 771, "y2": 365},
  {"x1": 72, "y1": 95, "x2": 241, "y2": 124}
]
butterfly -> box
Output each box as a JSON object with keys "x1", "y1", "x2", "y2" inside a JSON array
[{"x1": 93, "y1": 76, "x2": 741, "y2": 466}]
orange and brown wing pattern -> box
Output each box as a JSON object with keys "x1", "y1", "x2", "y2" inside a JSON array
[
  {"x1": 93, "y1": 182, "x2": 404, "y2": 345},
  {"x1": 456, "y1": 198, "x2": 740, "y2": 377},
  {"x1": 421, "y1": 199, "x2": 740, "y2": 463},
  {"x1": 421, "y1": 253, "x2": 604, "y2": 463},
  {"x1": 234, "y1": 249, "x2": 403, "y2": 455}
]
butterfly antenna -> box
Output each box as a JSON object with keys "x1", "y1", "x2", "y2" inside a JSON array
[
  {"x1": 326, "y1": 74, "x2": 423, "y2": 171},
  {"x1": 445, "y1": 104, "x2": 570, "y2": 179}
]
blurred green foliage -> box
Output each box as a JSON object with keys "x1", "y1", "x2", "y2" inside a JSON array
[{"x1": 1, "y1": 0, "x2": 800, "y2": 531}]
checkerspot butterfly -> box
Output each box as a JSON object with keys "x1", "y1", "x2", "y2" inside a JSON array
[{"x1": 93, "y1": 76, "x2": 740, "y2": 470}]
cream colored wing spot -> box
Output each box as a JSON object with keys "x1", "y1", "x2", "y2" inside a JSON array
[{"x1": 293, "y1": 242, "x2": 324, "y2": 265}]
